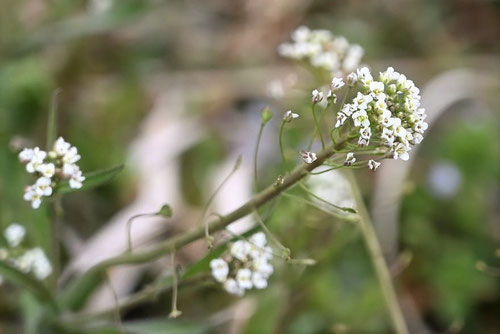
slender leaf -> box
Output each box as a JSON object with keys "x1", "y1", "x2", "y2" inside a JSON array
[
  {"x1": 0, "y1": 261, "x2": 57, "y2": 310},
  {"x1": 55, "y1": 165, "x2": 124, "y2": 194}
]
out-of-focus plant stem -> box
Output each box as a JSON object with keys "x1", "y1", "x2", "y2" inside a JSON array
[{"x1": 347, "y1": 171, "x2": 409, "y2": 334}]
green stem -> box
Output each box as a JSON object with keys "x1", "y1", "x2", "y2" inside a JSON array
[
  {"x1": 127, "y1": 213, "x2": 157, "y2": 253},
  {"x1": 106, "y1": 272, "x2": 124, "y2": 334},
  {"x1": 60, "y1": 138, "x2": 348, "y2": 310},
  {"x1": 168, "y1": 251, "x2": 182, "y2": 318},
  {"x1": 347, "y1": 171, "x2": 408, "y2": 334},
  {"x1": 202, "y1": 156, "x2": 241, "y2": 247},
  {"x1": 279, "y1": 121, "x2": 287, "y2": 166},
  {"x1": 50, "y1": 197, "x2": 63, "y2": 292},
  {"x1": 311, "y1": 104, "x2": 325, "y2": 150},
  {"x1": 253, "y1": 211, "x2": 290, "y2": 260},
  {"x1": 254, "y1": 123, "x2": 265, "y2": 189}
]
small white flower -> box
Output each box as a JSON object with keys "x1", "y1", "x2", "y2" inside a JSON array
[
  {"x1": 236, "y1": 268, "x2": 253, "y2": 290},
  {"x1": 252, "y1": 272, "x2": 268, "y2": 289},
  {"x1": 53, "y1": 137, "x2": 71, "y2": 156},
  {"x1": 311, "y1": 89, "x2": 323, "y2": 104},
  {"x1": 368, "y1": 160, "x2": 381, "y2": 171},
  {"x1": 250, "y1": 232, "x2": 267, "y2": 248},
  {"x1": 230, "y1": 240, "x2": 250, "y2": 261},
  {"x1": 393, "y1": 143, "x2": 411, "y2": 161},
  {"x1": 29, "y1": 248, "x2": 52, "y2": 280},
  {"x1": 224, "y1": 278, "x2": 244, "y2": 296},
  {"x1": 35, "y1": 177, "x2": 53, "y2": 197},
  {"x1": 283, "y1": 110, "x2": 299, "y2": 123},
  {"x1": 301, "y1": 151, "x2": 317, "y2": 164},
  {"x1": 253, "y1": 258, "x2": 274, "y2": 278},
  {"x1": 24, "y1": 186, "x2": 42, "y2": 209},
  {"x1": 335, "y1": 112, "x2": 348, "y2": 128},
  {"x1": 36, "y1": 163, "x2": 55, "y2": 178},
  {"x1": 4, "y1": 223, "x2": 26, "y2": 247},
  {"x1": 352, "y1": 110, "x2": 370, "y2": 128},
  {"x1": 344, "y1": 152, "x2": 356, "y2": 166},
  {"x1": 360, "y1": 127, "x2": 372, "y2": 139},
  {"x1": 26, "y1": 148, "x2": 47, "y2": 174},
  {"x1": 63, "y1": 147, "x2": 81, "y2": 165},
  {"x1": 330, "y1": 77, "x2": 345, "y2": 91},
  {"x1": 357, "y1": 67, "x2": 373, "y2": 86},
  {"x1": 69, "y1": 170, "x2": 85, "y2": 189},
  {"x1": 369, "y1": 81, "x2": 384, "y2": 94},
  {"x1": 18, "y1": 148, "x2": 35, "y2": 163},
  {"x1": 346, "y1": 72, "x2": 358, "y2": 86},
  {"x1": 210, "y1": 258, "x2": 229, "y2": 283}
]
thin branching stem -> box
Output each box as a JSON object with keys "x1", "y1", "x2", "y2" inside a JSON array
[
  {"x1": 60, "y1": 138, "x2": 348, "y2": 310},
  {"x1": 279, "y1": 121, "x2": 287, "y2": 166},
  {"x1": 346, "y1": 171, "x2": 408, "y2": 334},
  {"x1": 311, "y1": 104, "x2": 326, "y2": 149}
]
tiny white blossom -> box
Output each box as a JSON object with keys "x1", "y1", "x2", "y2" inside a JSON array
[
  {"x1": 236, "y1": 268, "x2": 253, "y2": 290},
  {"x1": 62, "y1": 147, "x2": 81, "y2": 164},
  {"x1": 330, "y1": 77, "x2": 345, "y2": 91},
  {"x1": 283, "y1": 110, "x2": 299, "y2": 123},
  {"x1": 26, "y1": 148, "x2": 47, "y2": 174},
  {"x1": 252, "y1": 272, "x2": 268, "y2": 289},
  {"x1": 69, "y1": 170, "x2": 85, "y2": 189},
  {"x1": 18, "y1": 148, "x2": 35, "y2": 163},
  {"x1": 35, "y1": 177, "x2": 53, "y2": 197},
  {"x1": 250, "y1": 232, "x2": 267, "y2": 248},
  {"x1": 253, "y1": 257, "x2": 274, "y2": 278},
  {"x1": 230, "y1": 240, "x2": 250, "y2": 261},
  {"x1": 346, "y1": 72, "x2": 358, "y2": 86},
  {"x1": 4, "y1": 223, "x2": 26, "y2": 247},
  {"x1": 224, "y1": 278, "x2": 244, "y2": 296},
  {"x1": 36, "y1": 163, "x2": 55, "y2": 178},
  {"x1": 210, "y1": 258, "x2": 229, "y2": 283},
  {"x1": 335, "y1": 112, "x2": 348, "y2": 128},
  {"x1": 368, "y1": 160, "x2": 381, "y2": 171},
  {"x1": 53, "y1": 137, "x2": 71, "y2": 156},
  {"x1": 301, "y1": 151, "x2": 317, "y2": 164},
  {"x1": 24, "y1": 186, "x2": 42, "y2": 209},
  {"x1": 311, "y1": 89, "x2": 323, "y2": 104},
  {"x1": 344, "y1": 152, "x2": 356, "y2": 166}
]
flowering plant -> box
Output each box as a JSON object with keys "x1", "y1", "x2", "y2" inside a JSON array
[{"x1": 0, "y1": 25, "x2": 431, "y2": 334}]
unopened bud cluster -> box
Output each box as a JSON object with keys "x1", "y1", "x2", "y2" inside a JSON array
[
  {"x1": 19, "y1": 137, "x2": 85, "y2": 209},
  {"x1": 0, "y1": 223, "x2": 52, "y2": 283},
  {"x1": 335, "y1": 67, "x2": 427, "y2": 161},
  {"x1": 210, "y1": 232, "x2": 274, "y2": 296}
]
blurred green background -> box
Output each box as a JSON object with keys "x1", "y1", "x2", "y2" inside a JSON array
[{"x1": 0, "y1": 0, "x2": 499, "y2": 333}]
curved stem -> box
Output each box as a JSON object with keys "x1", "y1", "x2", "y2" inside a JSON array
[
  {"x1": 311, "y1": 104, "x2": 325, "y2": 150},
  {"x1": 127, "y1": 213, "x2": 157, "y2": 253},
  {"x1": 346, "y1": 171, "x2": 408, "y2": 334}
]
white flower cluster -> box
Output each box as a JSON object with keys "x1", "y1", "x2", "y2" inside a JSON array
[
  {"x1": 335, "y1": 67, "x2": 428, "y2": 161},
  {"x1": 210, "y1": 232, "x2": 274, "y2": 296},
  {"x1": 19, "y1": 137, "x2": 85, "y2": 209},
  {"x1": 279, "y1": 26, "x2": 364, "y2": 76},
  {"x1": 0, "y1": 223, "x2": 52, "y2": 281}
]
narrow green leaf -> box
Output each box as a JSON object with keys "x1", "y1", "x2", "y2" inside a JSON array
[
  {"x1": 58, "y1": 269, "x2": 105, "y2": 311},
  {"x1": 55, "y1": 164, "x2": 124, "y2": 194},
  {"x1": 46, "y1": 89, "x2": 62, "y2": 151},
  {"x1": 0, "y1": 260, "x2": 57, "y2": 310}
]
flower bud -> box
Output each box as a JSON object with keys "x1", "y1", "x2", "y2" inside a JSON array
[
  {"x1": 260, "y1": 107, "x2": 273, "y2": 125},
  {"x1": 346, "y1": 72, "x2": 358, "y2": 86}
]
